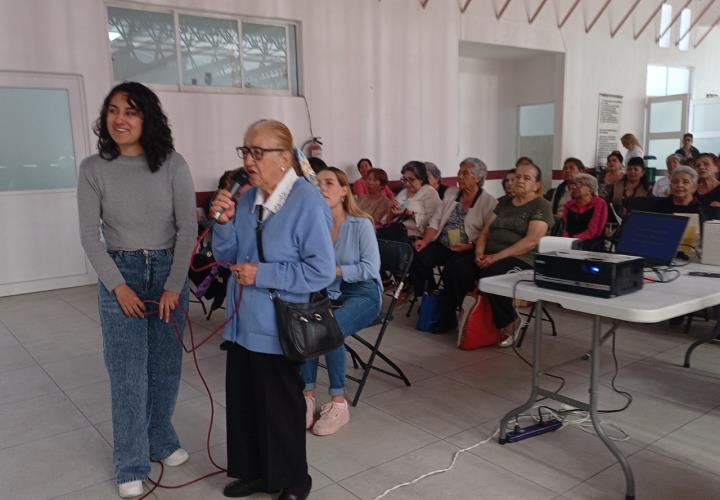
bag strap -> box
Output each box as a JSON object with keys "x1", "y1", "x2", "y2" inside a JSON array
[
  {"x1": 255, "y1": 206, "x2": 278, "y2": 296},
  {"x1": 255, "y1": 205, "x2": 266, "y2": 263}
]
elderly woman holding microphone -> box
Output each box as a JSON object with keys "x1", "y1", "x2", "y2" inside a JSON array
[
  {"x1": 210, "y1": 119, "x2": 335, "y2": 500},
  {"x1": 412, "y1": 158, "x2": 497, "y2": 315}
]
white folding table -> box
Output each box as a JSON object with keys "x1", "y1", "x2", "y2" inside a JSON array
[{"x1": 479, "y1": 263, "x2": 720, "y2": 500}]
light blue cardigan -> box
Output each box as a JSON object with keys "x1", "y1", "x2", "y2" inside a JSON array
[
  {"x1": 212, "y1": 180, "x2": 336, "y2": 355},
  {"x1": 331, "y1": 215, "x2": 382, "y2": 303}
]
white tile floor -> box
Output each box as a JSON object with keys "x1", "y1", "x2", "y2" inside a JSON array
[{"x1": 2, "y1": 285, "x2": 720, "y2": 499}]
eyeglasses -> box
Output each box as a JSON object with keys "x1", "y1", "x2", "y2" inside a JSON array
[
  {"x1": 401, "y1": 177, "x2": 417, "y2": 183},
  {"x1": 236, "y1": 146, "x2": 285, "y2": 161}
]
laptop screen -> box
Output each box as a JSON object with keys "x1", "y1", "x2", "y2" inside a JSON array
[{"x1": 615, "y1": 211, "x2": 689, "y2": 266}]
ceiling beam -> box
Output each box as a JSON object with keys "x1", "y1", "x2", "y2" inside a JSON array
[
  {"x1": 677, "y1": 0, "x2": 716, "y2": 46},
  {"x1": 495, "y1": 0, "x2": 512, "y2": 20},
  {"x1": 634, "y1": 1, "x2": 665, "y2": 40},
  {"x1": 558, "y1": 0, "x2": 581, "y2": 29},
  {"x1": 586, "y1": 0, "x2": 612, "y2": 34},
  {"x1": 459, "y1": 0, "x2": 473, "y2": 14},
  {"x1": 656, "y1": 0, "x2": 693, "y2": 43},
  {"x1": 528, "y1": 0, "x2": 549, "y2": 24},
  {"x1": 694, "y1": 11, "x2": 720, "y2": 48},
  {"x1": 611, "y1": 0, "x2": 642, "y2": 37}
]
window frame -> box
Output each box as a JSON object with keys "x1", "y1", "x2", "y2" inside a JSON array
[{"x1": 105, "y1": 1, "x2": 302, "y2": 97}]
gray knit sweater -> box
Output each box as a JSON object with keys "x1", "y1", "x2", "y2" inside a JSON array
[{"x1": 77, "y1": 152, "x2": 196, "y2": 294}]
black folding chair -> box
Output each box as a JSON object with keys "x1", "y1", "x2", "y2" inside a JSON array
[{"x1": 344, "y1": 239, "x2": 414, "y2": 406}]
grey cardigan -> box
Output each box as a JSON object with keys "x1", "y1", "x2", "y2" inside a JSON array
[{"x1": 427, "y1": 187, "x2": 497, "y2": 243}]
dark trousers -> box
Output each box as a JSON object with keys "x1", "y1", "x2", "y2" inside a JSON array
[
  {"x1": 225, "y1": 342, "x2": 307, "y2": 491},
  {"x1": 476, "y1": 257, "x2": 532, "y2": 329},
  {"x1": 412, "y1": 241, "x2": 476, "y2": 308}
]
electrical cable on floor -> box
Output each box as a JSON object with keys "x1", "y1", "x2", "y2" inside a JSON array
[
  {"x1": 131, "y1": 228, "x2": 245, "y2": 499},
  {"x1": 371, "y1": 429, "x2": 500, "y2": 500}
]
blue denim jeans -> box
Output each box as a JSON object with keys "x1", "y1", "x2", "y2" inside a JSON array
[
  {"x1": 300, "y1": 280, "x2": 381, "y2": 396},
  {"x1": 98, "y1": 249, "x2": 188, "y2": 484}
]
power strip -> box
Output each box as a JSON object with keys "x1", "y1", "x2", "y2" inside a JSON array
[{"x1": 500, "y1": 418, "x2": 563, "y2": 444}]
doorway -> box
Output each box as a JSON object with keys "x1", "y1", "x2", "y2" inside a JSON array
[{"x1": 0, "y1": 72, "x2": 93, "y2": 296}]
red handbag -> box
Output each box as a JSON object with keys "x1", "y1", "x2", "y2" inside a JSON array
[{"x1": 457, "y1": 292, "x2": 502, "y2": 350}]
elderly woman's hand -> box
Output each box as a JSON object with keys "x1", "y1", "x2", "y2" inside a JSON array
[
  {"x1": 474, "y1": 253, "x2": 498, "y2": 269},
  {"x1": 208, "y1": 189, "x2": 236, "y2": 224},
  {"x1": 230, "y1": 263, "x2": 258, "y2": 285}
]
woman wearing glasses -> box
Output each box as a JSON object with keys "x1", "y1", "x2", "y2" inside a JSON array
[
  {"x1": 77, "y1": 82, "x2": 196, "y2": 498},
  {"x1": 388, "y1": 161, "x2": 441, "y2": 239},
  {"x1": 210, "y1": 120, "x2": 335, "y2": 500}
]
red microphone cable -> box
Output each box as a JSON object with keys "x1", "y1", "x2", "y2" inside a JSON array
[{"x1": 133, "y1": 226, "x2": 244, "y2": 499}]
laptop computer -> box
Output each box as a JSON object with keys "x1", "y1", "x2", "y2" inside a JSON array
[{"x1": 615, "y1": 211, "x2": 689, "y2": 267}]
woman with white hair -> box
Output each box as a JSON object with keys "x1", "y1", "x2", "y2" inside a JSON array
[
  {"x1": 561, "y1": 173, "x2": 608, "y2": 247},
  {"x1": 652, "y1": 154, "x2": 683, "y2": 197},
  {"x1": 412, "y1": 158, "x2": 497, "y2": 327},
  {"x1": 652, "y1": 165, "x2": 706, "y2": 218}
]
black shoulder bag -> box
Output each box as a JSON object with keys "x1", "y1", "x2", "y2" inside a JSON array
[{"x1": 255, "y1": 207, "x2": 344, "y2": 361}]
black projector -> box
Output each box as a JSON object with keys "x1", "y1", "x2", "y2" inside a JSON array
[{"x1": 534, "y1": 250, "x2": 644, "y2": 298}]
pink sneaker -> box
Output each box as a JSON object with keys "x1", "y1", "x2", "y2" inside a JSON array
[
  {"x1": 312, "y1": 401, "x2": 350, "y2": 436},
  {"x1": 305, "y1": 394, "x2": 316, "y2": 430}
]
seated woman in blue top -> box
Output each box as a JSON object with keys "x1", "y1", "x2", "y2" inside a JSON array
[
  {"x1": 300, "y1": 167, "x2": 382, "y2": 436},
  {"x1": 209, "y1": 119, "x2": 335, "y2": 500}
]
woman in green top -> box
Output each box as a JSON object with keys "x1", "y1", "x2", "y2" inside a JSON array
[{"x1": 474, "y1": 161, "x2": 554, "y2": 347}]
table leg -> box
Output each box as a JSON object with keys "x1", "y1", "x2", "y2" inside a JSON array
[
  {"x1": 499, "y1": 301, "x2": 543, "y2": 444},
  {"x1": 589, "y1": 315, "x2": 635, "y2": 500},
  {"x1": 683, "y1": 320, "x2": 720, "y2": 368}
]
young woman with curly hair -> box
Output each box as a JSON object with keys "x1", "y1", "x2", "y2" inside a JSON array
[{"x1": 77, "y1": 82, "x2": 196, "y2": 498}]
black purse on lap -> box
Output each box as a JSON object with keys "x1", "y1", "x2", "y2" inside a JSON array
[{"x1": 255, "y1": 207, "x2": 344, "y2": 361}]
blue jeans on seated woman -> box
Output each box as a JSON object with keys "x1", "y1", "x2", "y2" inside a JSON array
[
  {"x1": 98, "y1": 249, "x2": 188, "y2": 484},
  {"x1": 300, "y1": 280, "x2": 381, "y2": 396}
]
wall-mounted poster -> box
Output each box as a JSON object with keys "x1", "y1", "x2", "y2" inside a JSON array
[{"x1": 596, "y1": 93, "x2": 623, "y2": 167}]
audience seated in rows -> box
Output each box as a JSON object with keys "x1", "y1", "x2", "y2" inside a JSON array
[
  {"x1": 676, "y1": 133, "x2": 701, "y2": 165},
  {"x1": 388, "y1": 161, "x2": 441, "y2": 239},
  {"x1": 497, "y1": 169, "x2": 515, "y2": 204},
  {"x1": 652, "y1": 154, "x2": 683, "y2": 197},
  {"x1": 605, "y1": 156, "x2": 652, "y2": 219},
  {"x1": 301, "y1": 168, "x2": 382, "y2": 436},
  {"x1": 545, "y1": 157, "x2": 586, "y2": 222},
  {"x1": 648, "y1": 165, "x2": 706, "y2": 220},
  {"x1": 474, "y1": 160, "x2": 554, "y2": 346},
  {"x1": 561, "y1": 173, "x2": 608, "y2": 250},
  {"x1": 411, "y1": 158, "x2": 497, "y2": 311},
  {"x1": 352, "y1": 157, "x2": 394, "y2": 199},
  {"x1": 425, "y1": 162, "x2": 449, "y2": 200},
  {"x1": 694, "y1": 153, "x2": 720, "y2": 216},
  {"x1": 356, "y1": 168, "x2": 392, "y2": 227},
  {"x1": 599, "y1": 150, "x2": 625, "y2": 200}
]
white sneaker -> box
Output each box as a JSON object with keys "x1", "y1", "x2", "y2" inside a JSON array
[
  {"x1": 118, "y1": 480, "x2": 143, "y2": 498},
  {"x1": 162, "y1": 448, "x2": 189, "y2": 466}
]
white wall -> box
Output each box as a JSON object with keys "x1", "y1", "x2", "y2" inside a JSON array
[
  {"x1": 1, "y1": 0, "x2": 720, "y2": 192},
  {"x1": 460, "y1": 0, "x2": 720, "y2": 177},
  {"x1": 458, "y1": 45, "x2": 562, "y2": 196}
]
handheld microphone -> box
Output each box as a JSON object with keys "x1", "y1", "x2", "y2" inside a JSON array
[{"x1": 212, "y1": 169, "x2": 250, "y2": 222}]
